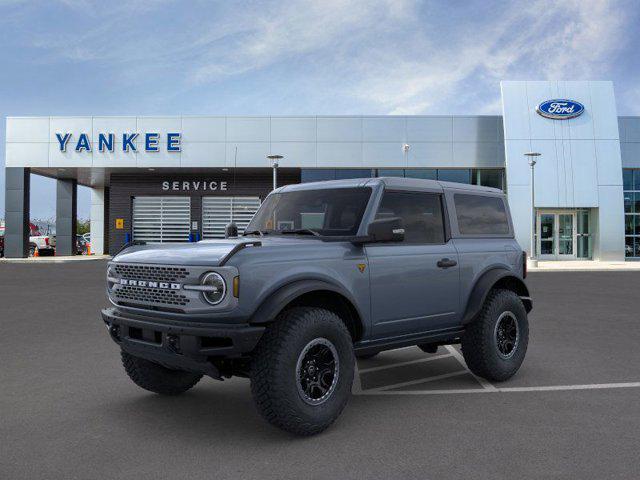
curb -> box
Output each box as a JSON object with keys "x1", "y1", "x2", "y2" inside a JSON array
[{"x1": 0, "y1": 255, "x2": 111, "y2": 264}]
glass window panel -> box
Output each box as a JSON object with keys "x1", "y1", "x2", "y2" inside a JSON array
[
  {"x1": 378, "y1": 169, "x2": 405, "y2": 177},
  {"x1": 626, "y1": 215, "x2": 634, "y2": 235},
  {"x1": 634, "y1": 170, "x2": 640, "y2": 190},
  {"x1": 335, "y1": 169, "x2": 372, "y2": 180},
  {"x1": 472, "y1": 169, "x2": 504, "y2": 190},
  {"x1": 438, "y1": 169, "x2": 471, "y2": 184},
  {"x1": 375, "y1": 191, "x2": 445, "y2": 244},
  {"x1": 634, "y1": 217, "x2": 640, "y2": 236},
  {"x1": 577, "y1": 235, "x2": 592, "y2": 259},
  {"x1": 626, "y1": 236, "x2": 635, "y2": 257},
  {"x1": 405, "y1": 169, "x2": 437, "y2": 180},
  {"x1": 623, "y1": 169, "x2": 634, "y2": 190},
  {"x1": 577, "y1": 210, "x2": 590, "y2": 234},
  {"x1": 301, "y1": 169, "x2": 335, "y2": 183},
  {"x1": 634, "y1": 193, "x2": 640, "y2": 213},
  {"x1": 454, "y1": 194, "x2": 510, "y2": 235},
  {"x1": 247, "y1": 187, "x2": 372, "y2": 236},
  {"x1": 624, "y1": 192, "x2": 634, "y2": 213}
]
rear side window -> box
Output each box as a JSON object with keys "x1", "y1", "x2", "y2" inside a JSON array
[
  {"x1": 454, "y1": 194, "x2": 510, "y2": 235},
  {"x1": 376, "y1": 191, "x2": 445, "y2": 244}
]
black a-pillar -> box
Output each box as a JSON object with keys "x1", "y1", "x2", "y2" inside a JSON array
[
  {"x1": 4, "y1": 168, "x2": 30, "y2": 258},
  {"x1": 55, "y1": 179, "x2": 77, "y2": 256}
]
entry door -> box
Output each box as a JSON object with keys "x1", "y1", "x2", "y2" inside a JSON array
[
  {"x1": 537, "y1": 211, "x2": 577, "y2": 260},
  {"x1": 365, "y1": 191, "x2": 460, "y2": 338}
]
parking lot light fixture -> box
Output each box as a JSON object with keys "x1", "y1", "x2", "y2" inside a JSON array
[
  {"x1": 267, "y1": 154, "x2": 283, "y2": 191},
  {"x1": 525, "y1": 152, "x2": 541, "y2": 267}
]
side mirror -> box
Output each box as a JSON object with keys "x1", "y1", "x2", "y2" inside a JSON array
[
  {"x1": 225, "y1": 222, "x2": 238, "y2": 238},
  {"x1": 366, "y1": 217, "x2": 405, "y2": 243}
]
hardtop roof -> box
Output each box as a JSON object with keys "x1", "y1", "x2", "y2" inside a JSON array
[{"x1": 277, "y1": 177, "x2": 504, "y2": 195}]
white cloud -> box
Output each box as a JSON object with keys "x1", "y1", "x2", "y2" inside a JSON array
[
  {"x1": 348, "y1": 0, "x2": 629, "y2": 113},
  {"x1": 10, "y1": 0, "x2": 634, "y2": 114}
]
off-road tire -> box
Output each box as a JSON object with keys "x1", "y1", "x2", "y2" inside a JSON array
[
  {"x1": 121, "y1": 351, "x2": 202, "y2": 395},
  {"x1": 250, "y1": 307, "x2": 355, "y2": 436},
  {"x1": 461, "y1": 288, "x2": 528, "y2": 382}
]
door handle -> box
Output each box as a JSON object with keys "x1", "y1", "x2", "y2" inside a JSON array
[{"x1": 437, "y1": 258, "x2": 457, "y2": 269}]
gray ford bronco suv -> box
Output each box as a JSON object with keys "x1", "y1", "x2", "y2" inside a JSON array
[{"x1": 102, "y1": 177, "x2": 532, "y2": 435}]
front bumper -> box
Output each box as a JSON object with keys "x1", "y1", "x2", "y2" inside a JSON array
[{"x1": 101, "y1": 307, "x2": 265, "y2": 377}]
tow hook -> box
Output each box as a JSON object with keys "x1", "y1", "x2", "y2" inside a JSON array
[
  {"x1": 166, "y1": 334, "x2": 181, "y2": 353},
  {"x1": 107, "y1": 323, "x2": 121, "y2": 342}
]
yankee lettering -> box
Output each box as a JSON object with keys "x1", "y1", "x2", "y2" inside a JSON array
[{"x1": 55, "y1": 132, "x2": 181, "y2": 152}]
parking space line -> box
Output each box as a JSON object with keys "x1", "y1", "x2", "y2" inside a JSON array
[
  {"x1": 445, "y1": 345, "x2": 498, "y2": 391},
  {"x1": 371, "y1": 370, "x2": 470, "y2": 392},
  {"x1": 357, "y1": 353, "x2": 452, "y2": 374},
  {"x1": 355, "y1": 382, "x2": 640, "y2": 395}
]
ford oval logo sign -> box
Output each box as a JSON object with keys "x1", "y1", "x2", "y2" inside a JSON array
[{"x1": 536, "y1": 99, "x2": 584, "y2": 120}]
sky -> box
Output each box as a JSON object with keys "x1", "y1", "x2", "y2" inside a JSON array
[{"x1": 1, "y1": 0, "x2": 639, "y2": 220}]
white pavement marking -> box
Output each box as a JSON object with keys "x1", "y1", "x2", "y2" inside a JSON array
[
  {"x1": 444, "y1": 345, "x2": 498, "y2": 391},
  {"x1": 352, "y1": 361, "x2": 363, "y2": 395},
  {"x1": 371, "y1": 371, "x2": 469, "y2": 392},
  {"x1": 357, "y1": 353, "x2": 452, "y2": 374},
  {"x1": 355, "y1": 382, "x2": 640, "y2": 396}
]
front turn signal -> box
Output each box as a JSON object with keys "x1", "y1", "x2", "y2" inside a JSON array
[{"x1": 233, "y1": 276, "x2": 240, "y2": 298}]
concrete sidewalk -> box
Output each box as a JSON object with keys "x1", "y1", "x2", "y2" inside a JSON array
[
  {"x1": 0, "y1": 255, "x2": 110, "y2": 263},
  {"x1": 529, "y1": 260, "x2": 640, "y2": 271}
]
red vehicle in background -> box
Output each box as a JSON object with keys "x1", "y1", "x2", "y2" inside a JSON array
[{"x1": 0, "y1": 225, "x2": 4, "y2": 257}]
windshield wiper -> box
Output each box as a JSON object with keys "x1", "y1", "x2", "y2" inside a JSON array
[
  {"x1": 243, "y1": 229, "x2": 269, "y2": 237},
  {"x1": 280, "y1": 228, "x2": 321, "y2": 237}
]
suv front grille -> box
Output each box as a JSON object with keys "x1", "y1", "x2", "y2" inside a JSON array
[
  {"x1": 114, "y1": 264, "x2": 189, "y2": 282},
  {"x1": 115, "y1": 285, "x2": 190, "y2": 307},
  {"x1": 110, "y1": 263, "x2": 193, "y2": 310}
]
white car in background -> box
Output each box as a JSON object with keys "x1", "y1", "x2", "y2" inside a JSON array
[{"x1": 29, "y1": 223, "x2": 56, "y2": 256}]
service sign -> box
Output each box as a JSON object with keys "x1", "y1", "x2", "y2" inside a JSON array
[
  {"x1": 55, "y1": 132, "x2": 181, "y2": 152},
  {"x1": 536, "y1": 99, "x2": 584, "y2": 120}
]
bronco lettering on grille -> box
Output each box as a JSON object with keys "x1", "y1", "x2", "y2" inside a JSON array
[{"x1": 119, "y1": 278, "x2": 181, "y2": 290}]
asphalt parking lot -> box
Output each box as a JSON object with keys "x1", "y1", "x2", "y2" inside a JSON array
[{"x1": 2, "y1": 261, "x2": 640, "y2": 479}]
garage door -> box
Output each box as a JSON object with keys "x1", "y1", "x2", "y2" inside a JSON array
[
  {"x1": 132, "y1": 196, "x2": 191, "y2": 243},
  {"x1": 202, "y1": 196, "x2": 261, "y2": 238}
]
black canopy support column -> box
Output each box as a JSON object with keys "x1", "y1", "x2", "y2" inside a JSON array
[
  {"x1": 4, "y1": 167, "x2": 30, "y2": 258},
  {"x1": 56, "y1": 179, "x2": 77, "y2": 256}
]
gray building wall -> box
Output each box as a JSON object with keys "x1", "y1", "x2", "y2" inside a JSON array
[{"x1": 5, "y1": 115, "x2": 505, "y2": 170}]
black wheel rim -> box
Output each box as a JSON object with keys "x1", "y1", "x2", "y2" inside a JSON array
[
  {"x1": 295, "y1": 338, "x2": 339, "y2": 406},
  {"x1": 494, "y1": 311, "x2": 519, "y2": 359}
]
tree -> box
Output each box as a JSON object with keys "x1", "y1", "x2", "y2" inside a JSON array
[{"x1": 77, "y1": 219, "x2": 90, "y2": 236}]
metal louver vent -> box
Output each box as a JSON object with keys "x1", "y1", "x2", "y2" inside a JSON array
[
  {"x1": 202, "y1": 196, "x2": 261, "y2": 238},
  {"x1": 132, "y1": 196, "x2": 191, "y2": 243}
]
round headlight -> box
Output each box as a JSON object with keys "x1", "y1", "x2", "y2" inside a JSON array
[{"x1": 201, "y1": 272, "x2": 226, "y2": 305}]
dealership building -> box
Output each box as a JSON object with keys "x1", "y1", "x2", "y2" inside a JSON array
[{"x1": 4, "y1": 80, "x2": 640, "y2": 260}]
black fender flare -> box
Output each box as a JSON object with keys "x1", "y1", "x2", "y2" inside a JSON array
[
  {"x1": 462, "y1": 268, "x2": 532, "y2": 324},
  {"x1": 250, "y1": 279, "x2": 364, "y2": 327}
]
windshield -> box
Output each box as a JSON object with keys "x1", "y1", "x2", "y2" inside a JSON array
[{"x1": 246, "y1": 187, "x2": 372, "y2": 236}]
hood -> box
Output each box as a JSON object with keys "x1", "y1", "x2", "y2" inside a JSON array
[{"x1": 112, "y1": 236, "x2": 321, "y2": 266}]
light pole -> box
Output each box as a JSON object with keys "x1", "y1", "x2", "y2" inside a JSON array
[
  {"x1": 267, "y1": 155, "x2": 283, "y2": 191},
  {"x1": 402, "y1": 143, "x2": 410, "y2": 164},
  {"x1": 525, "y1": 152, "x2": 541, "y2": 266}
]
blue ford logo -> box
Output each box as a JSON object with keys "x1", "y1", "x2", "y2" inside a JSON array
[{"x1": 536, "y1": 99, "x2": 584, "y2": 120}]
